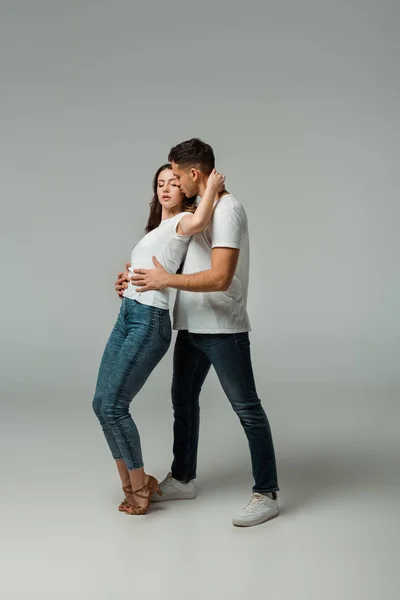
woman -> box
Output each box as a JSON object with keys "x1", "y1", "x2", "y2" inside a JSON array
[{"x1": 92, "y1": 163, "x2": 225, "y2": 515}]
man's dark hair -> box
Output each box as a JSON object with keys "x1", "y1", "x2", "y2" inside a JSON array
[{"x1": 168, "y1": 138, "x2": 215, "y2": 175}]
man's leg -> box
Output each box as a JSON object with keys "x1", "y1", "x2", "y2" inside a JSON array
[
  {"x1": 195, "y1": 332, "x2": 278, "y2": 495},
  {"x1": 171, "y1": 331, "x2": 211, "y2": 482},
  {"x1": 152, "y1": 331, "x2": 211, "y2": 502}
]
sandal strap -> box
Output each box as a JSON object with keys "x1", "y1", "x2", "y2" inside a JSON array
[
  {"x1": 132, "y1": 486, "x2": 151, "y2": 499},
  {"x1": 132, "y1": 477, "x2": 158, "y2": 499}
]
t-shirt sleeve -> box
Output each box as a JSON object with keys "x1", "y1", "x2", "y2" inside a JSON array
[
  {"x1": 210, "y1": 202, "x2": 244, "y2": 249},
  {"x1": 173, "y1": 212, "x2": 192, "y2": 239}
]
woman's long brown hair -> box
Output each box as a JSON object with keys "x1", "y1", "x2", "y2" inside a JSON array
[{"x1": 145, "y1": 163, "x2": 197, "y2": 233}]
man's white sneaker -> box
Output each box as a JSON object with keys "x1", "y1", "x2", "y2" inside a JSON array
[
  {"x1": 151, "y1": 472, "x2": 196, "y2": 502},
  {"x1": 232, "y1": 492, "x2": 279, "y2": 527}
]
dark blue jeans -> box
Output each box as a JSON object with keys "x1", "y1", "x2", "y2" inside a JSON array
[
  {"x1": 171, "y1": 331, "x2": 279, "y2": 494},
  {"x1": 92, "y1": 298, "x2": 171, "y2": 470}
]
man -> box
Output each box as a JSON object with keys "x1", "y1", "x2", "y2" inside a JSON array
[{"x1": 116, "y1": 138, "x2": 279, "y2": 527}]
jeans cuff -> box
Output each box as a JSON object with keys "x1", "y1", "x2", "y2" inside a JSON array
[
  {"x1": 172, "y1": 471, "x2": 195, "y2": 483},
  {"x1": 253, "y1": 486, "x2": 279, "y2": 495}
]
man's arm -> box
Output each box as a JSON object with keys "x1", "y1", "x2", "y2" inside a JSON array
[{"x1": 131, "y1": 247, "x2": 239, "y2": 293}]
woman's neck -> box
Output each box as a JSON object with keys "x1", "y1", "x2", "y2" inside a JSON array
[{"x1": 161, "y1": 205, "x2": 183, "y2": 221}]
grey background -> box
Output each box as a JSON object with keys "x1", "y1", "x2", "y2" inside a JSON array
[
  {"x1": 2, "y1": 0, "x2": 399, "y2": 392},
  {"x1": 1, "y1": 1, "x2": 399, "y2": 599}
]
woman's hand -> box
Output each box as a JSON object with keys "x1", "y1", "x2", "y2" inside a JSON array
[
  {"x1": 177, "y1": 169, "x2": 226, "y2": 237},
  {"x1": 115, "y1": 262, "x2": 131, "y2": 297},
  {"x1": 206, "y1": 168, "x2": 226, "y2": 195}
]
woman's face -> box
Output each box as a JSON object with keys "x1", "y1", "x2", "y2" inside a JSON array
[{"x1": 157, "y1": 169, "x2": 184, "y2": 211}]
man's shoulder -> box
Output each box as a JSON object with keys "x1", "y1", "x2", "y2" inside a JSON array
[{"x1": 217, "y1": 193, "x2": 246, "y2": 215}]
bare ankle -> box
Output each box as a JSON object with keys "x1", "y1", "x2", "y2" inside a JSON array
[{"x1": 128, "y1": 467, "x2": 149, "y2": 495}]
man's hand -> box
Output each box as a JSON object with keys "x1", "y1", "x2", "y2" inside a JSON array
[
  {"x1": 131, "y1": 257, "x2": 169, "y2": 292},
  {"x1": 115, "y1": 262, "x2": 131, "y2": 297}
]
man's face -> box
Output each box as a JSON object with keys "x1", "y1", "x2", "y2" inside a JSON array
[{"x1": 171, "y1": 161, "x2": 200, "y2": 198}]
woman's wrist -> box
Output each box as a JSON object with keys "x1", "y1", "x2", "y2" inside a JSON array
[{"x1": 205, "y1": 185, "x2": 218, "y2": 195}]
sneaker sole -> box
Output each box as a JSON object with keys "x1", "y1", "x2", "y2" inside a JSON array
[
  {"x1": 232, "y1": 508, "x2": 279, "y2": 527},
  {"x1": 151, "y1": 491, "x2": 197, "y2": 503}
]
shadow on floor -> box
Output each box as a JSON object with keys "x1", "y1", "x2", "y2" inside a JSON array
[{"x1": 196, "y1": 447, "x2": 397, "y2": 514}]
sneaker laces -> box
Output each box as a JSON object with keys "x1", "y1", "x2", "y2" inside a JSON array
[
  {"x1": 161, "y1": 472, "x2": 174, "y2": 485},
  {"x1": 243, "y1": 493, "x2": 264, "y2": 512}
]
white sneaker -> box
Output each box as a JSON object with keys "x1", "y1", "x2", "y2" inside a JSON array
[
  {"x1": 151, "y1": 472, "x2": 197, "y2": 502},
  {"x1": 232, "y1": 492, "x2": 279, "y2": 527}
]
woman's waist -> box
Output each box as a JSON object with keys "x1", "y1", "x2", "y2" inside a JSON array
[
  {"x1": 128, "y1": 261, "x2": 157, "y2": 275},
  {"x1": 123, "y1": 287, "x2": 170, "y2": 310},
  {"x1": 122, "y1": 296, "x2": 169, "y2": 309}
]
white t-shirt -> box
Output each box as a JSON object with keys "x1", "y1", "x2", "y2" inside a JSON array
[
  {"x1": 173, "y1": 194, "x2": 251, "y2": 333},
  {"x1": 123, "y1": 212, "x2": 190, "y2": 310}
]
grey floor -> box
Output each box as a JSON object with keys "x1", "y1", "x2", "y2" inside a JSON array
[{"x1": 2, "y1": 382, "x2": 399, "y2": 600}]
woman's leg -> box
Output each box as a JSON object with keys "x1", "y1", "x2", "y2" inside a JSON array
[
  {"x1": 92, "y1": 302, "x2": 135, "y2": 506},
  {"x1": 92, "y1": 304, "x2": 126, "y2": 459},
  {"x1": 100, "y1": 300, "x2": 171, "y2": 511},
  {"x1": 115, "y1": 458, "x2": 133, "y2": 510}
]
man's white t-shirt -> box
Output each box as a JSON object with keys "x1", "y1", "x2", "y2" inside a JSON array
[
  {"x1": 173, "y1": 193, "x2": 251, "y2": 333},
  {"x1": 124, "y1": 212, "x2": 190, "y2": 310}
]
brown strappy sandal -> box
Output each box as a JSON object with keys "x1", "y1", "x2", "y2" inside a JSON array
[
  {"x1": 118, "y1": 483, "x2": 134, "y2": 512},
  {"x1": 118, "y1": 498, "x2": 130, "y2": 512},
  {"x1": 125, "y1": 475, "x2": 162, "y2": 515}
]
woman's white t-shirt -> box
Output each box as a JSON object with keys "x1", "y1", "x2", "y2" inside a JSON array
[{"x1": 123, "y1": 212, "x2": 190, "y2": 310}]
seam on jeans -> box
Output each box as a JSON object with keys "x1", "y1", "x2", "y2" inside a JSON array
[
  {"x1": 182, "y1": 351, "x2": 202, "y2": 480},
  {"x1": 158, "y1": 310, "x2": 171, "y2": 344},
  {"x1": 232, "y1": 333, "x2": 248, "y2": 381},
  {"x1": 231, "y1": 333, "x2": 262, "y2": 411},
  {"x1": 112, "y1": 307, "x2": 156, "y2": 469}
]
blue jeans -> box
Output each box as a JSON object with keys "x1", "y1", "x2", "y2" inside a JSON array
[
  {"x1": 92, "y1": 298, "x2": 171, "y2": 470},
  {"x1": 171, "y1": 331, "x2": 279, "y2": 494}
]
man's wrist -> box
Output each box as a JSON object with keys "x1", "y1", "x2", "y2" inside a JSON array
[{"x1": 163, "y1": 272, "x2": 174, "y2": 288}]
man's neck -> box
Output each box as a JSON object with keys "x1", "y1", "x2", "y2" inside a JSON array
[
  {"x1": 198, "y1": 177, "x2": 229, "y2": 199},
  {"x1": 198, "y1": 179, "x2": 208, "y2": 198},
  {"x1": 198, "y1": 189, "x2": 230, "y2": 200}
]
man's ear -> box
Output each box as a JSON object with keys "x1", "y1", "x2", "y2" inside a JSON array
[{"x1": 190, "y1": 167, "x2": 199, "y2": 181}]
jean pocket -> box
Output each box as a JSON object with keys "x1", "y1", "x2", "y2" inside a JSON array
[{"x1": 158, "y1": 311, "x2": 172, "y2": 344}]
